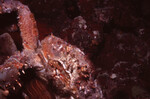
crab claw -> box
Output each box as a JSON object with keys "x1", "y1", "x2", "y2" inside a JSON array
[
  {"x1": 0, "y1": 0, "x2": 39, "y2": 51},
  {"x1": 0, "y1": 52, "x2": 23, "y2": 92}
]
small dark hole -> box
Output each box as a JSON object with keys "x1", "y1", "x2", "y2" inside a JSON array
[{"x1": 77, "y1": 66, "x2": 81, "y2": 70}]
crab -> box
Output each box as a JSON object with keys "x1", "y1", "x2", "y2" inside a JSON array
[{"x1": 0, "y1": 0, "x2": 103, "y2": 99}]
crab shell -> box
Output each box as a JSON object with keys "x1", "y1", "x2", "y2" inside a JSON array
[{"x1": 0, "y1": 0, "x2": 103, "y2": 98}]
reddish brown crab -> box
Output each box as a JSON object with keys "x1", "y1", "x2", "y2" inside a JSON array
[{"x1": 0, "y1": 0, "x2": 103, "y2": 99}]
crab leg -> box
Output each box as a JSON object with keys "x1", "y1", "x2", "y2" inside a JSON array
[
  {"x1": 0, "y1": 0, "x2": 39, "y2": 50},
  {"x1": 0, "y1": 33, "x2": 17, "y2": 55},
  {"x1": 0, "y1": 33, "x2": 17, "y2": 65},
  {"x1": 0, "y1": 0, "x2": 40, "y2": 97}
]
